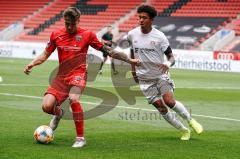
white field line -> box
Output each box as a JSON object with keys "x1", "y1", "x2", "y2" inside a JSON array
[
  {"x1": 1, "y1": 83, "x2": 240, "y2": 90},
  {"x1": 0, "y1": 92, "x2": 240, "y2": 122},
  {"x1": 0, "y1": 84, "x2": 48, "y2": 87},
  {"x1": 0, "y1": 93, "x2": 42, "y2": 99}
]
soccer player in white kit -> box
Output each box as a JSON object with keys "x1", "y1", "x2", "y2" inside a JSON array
[{"x1": 128, "y1": 5, "x2": 203, "y2": 140}]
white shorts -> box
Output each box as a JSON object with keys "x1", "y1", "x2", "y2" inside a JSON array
[{"x1": 139, "y1": 76, "x2": 175, "y2": 104}]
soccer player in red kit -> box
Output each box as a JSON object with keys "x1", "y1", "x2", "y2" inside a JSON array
[{"x1": 24, "y1": 7, "x2": 139, "y2": 148}]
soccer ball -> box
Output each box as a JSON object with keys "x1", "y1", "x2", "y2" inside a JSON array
[{"x1": 34, "y1": 125, "x2": 54, "y2": 144}]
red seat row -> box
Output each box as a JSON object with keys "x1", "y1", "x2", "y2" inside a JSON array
[
  {"x1": 172, "y1": 0, "x2": 240, "y2": 18},
  {"x1": 0, "y1": 0, "x2": 51, "y2": 30},
  {"x1": 16, "y1": 0, "x2": 142, "y2": 42}
]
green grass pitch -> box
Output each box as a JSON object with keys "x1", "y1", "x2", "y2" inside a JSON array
[{"x1": 0, "y1": 57, "x2": 240, "y2": 159}]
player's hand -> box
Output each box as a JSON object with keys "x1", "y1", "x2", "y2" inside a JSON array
[
  {"x1": 129, "y1": 58, "x2": 141, "y2": 66},
  {"x1": 24, "y1": 64, "x2": 33, "y2": 75},
  {"x1": 104, "y1": 41, "x2": 112, "y2": 46},
  {"x1": 158, "y1": 61, "x2": 171, "y2": 74}
]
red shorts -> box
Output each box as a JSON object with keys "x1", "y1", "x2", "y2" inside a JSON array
[{"x1": 45, "y1": 73, "x2": 87, "y2": 105}]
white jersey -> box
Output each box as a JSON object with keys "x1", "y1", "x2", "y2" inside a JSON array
[{"x1": 127, "y1": 27, "x2": 170, "y2": 80}]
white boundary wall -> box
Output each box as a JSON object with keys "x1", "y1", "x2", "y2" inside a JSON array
[
  {"x1": 0, "y1": 41, "x2": 240, "y2": 73},
  {"x1": 172, "y1": 49, "x2": 240, "y2": 72}
]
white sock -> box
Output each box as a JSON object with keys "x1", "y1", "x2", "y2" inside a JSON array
[
  {"x1": 162, "y1": 111, "x2": 188, "y2": 131},
  {"x1": 76, "y1": 137, "x2": 85, "y2": 140},
  {"x1": 172, "y1": 101, "x2": 191, "y2": 122}
]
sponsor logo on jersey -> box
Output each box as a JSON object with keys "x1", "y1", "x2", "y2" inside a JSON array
[
  {"x1": 150, "y1": 41, "x2": 155, "y2": 46},
  {"x1": 76, "y1": 35, "x2": 82, "y2": 41},
  {"x1": 59, "y1": 46, "x2": 82, "y2": 52},
  {"x1": 135, "y1": 47, "x2": 155, "y2": 54},
  {"x1": 74, "y1": 76, "x2": 82, "y2": 81},
  {"x1": 135, "y1": 48, "x2": 139, "y2": 53}
]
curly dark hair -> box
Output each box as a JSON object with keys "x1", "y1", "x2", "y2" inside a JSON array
[
  {"x1": 63, "y1": 7, "x2": 81, "y2": 21},
  {"x1": 137, "y1": 5, "x2": 157, "y2": 19}
]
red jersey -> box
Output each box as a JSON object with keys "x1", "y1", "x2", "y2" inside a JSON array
[{"x1": 45, "y1": 27, "x2": 103, "y2": 76}]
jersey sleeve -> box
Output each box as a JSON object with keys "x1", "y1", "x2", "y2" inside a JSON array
[
  {"x1": 90, "y1": 32, "x2": 104, "y2": 50},
  {"x1": 126, "y1": 32, "x2": 132, "y2": 42},
  {"x1": 102, "y1": 33, "x2": 107, "y2": 40},
  {"x1": 160, "y1": 33, "x2": 170, "y2": 53},
  {"x1": 45, "y1": 32, "x2": 56, "y2": 53}
]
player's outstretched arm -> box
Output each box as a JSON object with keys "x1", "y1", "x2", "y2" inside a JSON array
[
  {"x1": 100, "y1": 45, "x2": 141, "y2": 66},
  {"x1": 24, "y1": 50, "x2": 51, "y2": 75}
]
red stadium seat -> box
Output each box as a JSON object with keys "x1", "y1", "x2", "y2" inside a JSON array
[{"x1": 172, "y1": 0, "x2": 240, "y2": 18}]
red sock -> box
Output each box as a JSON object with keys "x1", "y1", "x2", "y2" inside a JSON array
[{"x1": 71, "y1": 102, "x2": 84, "y2": 137}]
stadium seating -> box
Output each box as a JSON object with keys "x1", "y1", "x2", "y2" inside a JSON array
[
  {"x1": 119, "y1": 0, "x2": 177, "y2": 32},
  {"x1": 118, "y1": 13, "x2": 138, "y2": 33},
  {"x1": 0, "y1": 0, "x2": 50, "y2": 30},
  {"x1": 172, "y1": 0, "x2": 240, "y2": 18},
  {"x1": 118, "y1": 0, "x2": 240, "y2": 49},
  {"x1": 152, "y1": 0, "x2": 179, "y2": 13},
  {"x1": 1, "y1": 0, "x2": 238, "y2": 48},
  {"x1": 24, "y1": 0, "x2": 77, "y2": 29},
  {"x1": 231, "y1": 19, "x2": 240, "y2": 36},
  {"x1": 230, "y1": 40, "x2": 240, "y2": 52},
  {"x1": 169, "y1": 0, "x2": 240, "y2": 49},
  {"x1": 16, "y1": 0, "x2": 142, "y2": 42},
  {"x1": 16, "y1": 0, "x2": 80, "y2": 41}
]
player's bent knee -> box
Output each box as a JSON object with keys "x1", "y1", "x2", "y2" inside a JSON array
[
  {"x1": 158, "y1": 106, "x2": 168, "y2": 114},
  {"x1": 152, "y1": 100, "x2": 168, "y2": 114},
  {"x1": 69, "y1": 96, "x2": 79, "y2": 104},
  {"x1": 162, "y1": 93, "x2": 176, "y2": 108},
  {"x1": 164, "y1": 100, "x2": 176, "y2": 108},
  {"x1": 42, "y1": 103, "x2": 54, "y2": 114}
]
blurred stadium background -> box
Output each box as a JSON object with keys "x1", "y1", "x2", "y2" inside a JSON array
[{"x1": 0, "y1": 0, "x2": 240, "y2": 159}]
